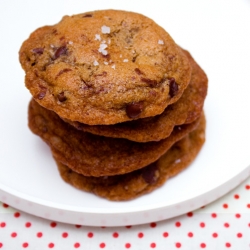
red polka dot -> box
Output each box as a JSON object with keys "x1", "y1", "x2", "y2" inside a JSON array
[
  {"x1": 113, "y1": 232, "x2": 119, "y2": 238},
  {"x1": 175, "y1": 222, "x2": 181, "y2": 227},
  {"x1": 163, "y1": 232, "x2": 169, "y2": 238},
  {"x1": 50, "y1": 222, "x2": 57, "y2": 228},
  {"x1": 138, "y1": 232, "x2": 144, "y2": 238},
  {"x1": 0, "y1": 243, "x2": 2, "y2": 248},
  {"x1": 62, "y1": 232, "x2": 68, "y2": 238},
  {"x1": 14, "y1": 212, "x2": 20, "y2": 218},
  {"x1": 150, "y1": 222, "x2": 157, "y2": 228},
  {"x1": 88, "y1": 232, "x2": 93, "y2": 238},
  {"x1": 188, "y1": 232, "x2": 193, "y2": 237},
  {"x1": 225, "y1": 242, "x2": 231, "y2": 248},
  {"x1": 200, "y1": 243, "x2": 206, "y2": 248},
  {"x1": 211, "y1": 213, "x2": 217, "y2": 218},
  {"x1": 200, "y1": 222, "x2": 205, "y2": 228},
  {"x1": 175, "y1": 242, "x2": 181, "y2": 248},
  {"x1": 25, "y1": 222, "x2": 31, "y2": 228},
  {"x1": 22, "y1": 242, "x2": 28, "y2": 248},
  {"x1": 235, "y1": 213, "x2": 241, "y2": 218},
  {"x1": 187, "y1": 212, "x2": 193, "y2": 217},
  {"x1": 37, "y1": 232, "x2": 43, "y2": 238},
  {"x1": 234, "y1": 194, "x2": 239, "y2": 199},
  {"x1": 223, "y1": 204, "x2": 228, "y2": 209},
  {"x1": 150, "y1": 243, "x2": 156, "y2": 248},
  {"x1": 125, "y1": 243, "x2": 131, "y2": 248},
  {"x1": 100, "y1": 242, "x2": 106, "y2": 248},
  {"x1": 247, "y1": 204, "x2": 250, "y2": 209},
  {"x1": 126, "y1": 225, "x2": 132, "y2": 229},
  {"x1": 212, "y1": 233, "x2": 218, "y2": 238},
  {"x1": 75, "y1": 225, "x2": 81, "y2": 228},
  {"x1": 0, "y1": 222, "x2": 6, "y2": 228},
  {"x1": 2, "y1": 203, "x2": 9, "y2": 208},
  {"x1": 237, "y1": 233, "x2": 242, "y2": 238},
  {"x1": 11, "y1": 232, "x2": 17, "y2": 238},
  {"x1": 48, "y1": 243, "x2": 54, "y2": 248},
  {"x1": 248, "y1": 223, "x2": 250, "y2": 227},
  {"x1": 74, "y1": 243, "x2": 80, "y2": 248},
  {"x1": 245, "y1": 185, "x2": 250, "y2": 190},
  {"x1": 224, "y1": 223, "x2": 230, "y2": 228}
]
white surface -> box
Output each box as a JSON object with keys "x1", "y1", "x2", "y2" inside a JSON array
[{"x1": 0, "y1": 0, "x2": 250, "y2": 226}]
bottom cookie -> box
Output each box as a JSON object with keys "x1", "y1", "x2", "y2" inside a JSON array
[{"x1": 55, "y1": 114, "x2": 206, "y2": 201}]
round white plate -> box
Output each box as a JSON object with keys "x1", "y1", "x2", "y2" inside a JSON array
[{"x1": 0, "y1": 0, "x2": 250, "y2": 226}]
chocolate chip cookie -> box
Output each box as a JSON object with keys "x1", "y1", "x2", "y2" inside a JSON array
[
  {"x1": 20, "y1": 10, "x2": 191, "y2": 125},
  {"x1": 55, "y1": 113, "x2": 205, "y2": 201}
]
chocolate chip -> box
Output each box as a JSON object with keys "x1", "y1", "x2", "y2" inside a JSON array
[
  {"x1": 169, "y1": 77, "x2": 178, "y2": 97},
  {"x1": 125, "y1": 102, "x2": 143, "y2": 118},
  {"x1": 53, "y1": 46, "x2": 68, "y2": 60},
  {"x1": 141, "y1": 164, "x2": 158, "y2": 184},
  {"x1": 36, "y1": 89, "x2": 47, "y2": 100},
  {"x1": 57, "y1": 92, "x2": 67, "y2": 102},
  {"x1": 134, "y1": 68, "x2": 144, "y2": 75},
  {"x1": 32, "y1": 48, "x2": 44, "y2": 55},
  {"x1": 55, "y1": 68, "x2": 72, "y2": 78},
  {"x1": 141, "y1": 77, "x2": 158, "y2": 87},
  {"x1": 83, "y1": 14, "x2": 93, "y2": 18}
]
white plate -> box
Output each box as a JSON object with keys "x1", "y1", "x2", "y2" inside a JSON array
[{"x1": 0, "y1": 0, "x2": 250, "y2": 226}]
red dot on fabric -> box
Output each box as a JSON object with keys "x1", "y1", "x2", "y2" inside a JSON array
[
  {"x1": 223, "y1": 204, "x2": 228, "y2": 209},
  {"x1": 0, "y1": 243, "x2": 2, "y2": 248},
  {"x1": 175, "y1": 222, "x2": 181, "y2": 227},
  {"x1": 62, "y1": 232, "x2": 68, "y2": 238},
  {"x1": 245, "y1": 185, "x2": 250, "y2": 190},
  {"x1": 234, "y1": 194, "x2": 240, "y2": 199},
  {"x1": 188, "y1": 232, "x2": 193, "y2": 237},
  {"x1": 50, "y1": 222, "x2": 57, "y2": 228},
  {"x1": 247, "y1": 204, "x2": 250, "y2": 208},
  {"x1": 37, "y1": 232, "x2": 43, "y2": 238},
  {"x1": 163, "y1": 232, "x2": 169, "y2": 238},
  {"x1": 0, "y1": 222, "x2": 6, "y2": 228},
  {"x1": 25, "y1": 222, "x2": 31, "y2": 228},
  {"x1": 88, "y1": 232, "x2": 93, "y2": 238},
  {"x1": 2, "y1": 203, "x2": 9, "y2": 208},
  {"x1": 200, "y1": 243, "x2": 206, "y2": 248},
  {"x1": 75, "y1": 225, "x2": 81, "y2": 228},
  {"x1": 22, "y1": 242, "x2": 28, "y2": 248},
  {"x1": 211, "y1": 213, "x2": 217, "y2": 218},
  {"x1": 224, "y1": 223, "x2": 230, "y2": 228},
  {"x1": 113, "y1": 232, "x2": 119, "y2": 238},
  {"x1": 212, "y1": 233, "x2": 218, "y2": 238},
  {"x1": 138, "y1": 232, "x2": 144, "y2": 238},
  {"x1": 14, "y1": 212, "x2": 20, "y2": 218},
  {"x1": 74, "y1": 243, "x2": 80, "y2": 248},
  {"x1": 48, "y1": 243, "x2": 54, "y2": 248},
  {"x1": 175, "y1": 242, "x2": 181, "y2": 248},
  {"x1": 126, "y1": 225, "x2": 132, "y2": 229},
  {"x1": 150, "y1": 243, "x2": 156, "y2": 248},
  {"x1": 187, "y1": 212, "x2": 193, "y2": 217},
  {"x1": 125, "y1": 243, "x2": 131, "y2": 248},
  {"x1": 248, "y1": 223, "x2": 250, "y2": 227},
  {"x1": 150, "y1": 222, "x2": 157, "y2": 228},
  {"x1": 200, "y1": 222, "x2": 205, "y2": 228},
  {"x1": 100, "y1": 242, "x2": 106, "y2": 248},
  {"x1": 225, "y1": 242, "x2": 231, "y2": 248},
  {"x1": 11, "y1": 232, "x2": 17, "y2": 238},
  {"x1": 235, "y1": 213, "x2": 241, "y2": 218},
  {"x1": 237, "y1": 233, "x2": 242, "y2": 238}
]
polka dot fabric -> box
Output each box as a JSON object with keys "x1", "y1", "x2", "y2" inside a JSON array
[{"x1": 0, "y1": 177, "x2": 249, "y2": 249}]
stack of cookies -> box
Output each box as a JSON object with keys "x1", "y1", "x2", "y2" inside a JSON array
[{"x1": 19, "y1": 10, "x2": 208, "y2": 201}]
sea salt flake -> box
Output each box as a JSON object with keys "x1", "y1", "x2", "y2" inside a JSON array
[
  {"x1": 123, "y1": 59, "x2": 129, "y2": 62},
  {"x1": 158, "y1": 39, "x2": 164, "y2": 45},
  {"x1": 175, "y1": 159, "x2": 181, "y2": 164},
  {"x1": 98, "y1": 43, "x2": 108, "y2": 55},
  {"x1": 93, "y1": 60, "x2": 99, "y2": 66},
  {"x1": 95, "y1": 34, "x2": 101, "y2": 41},
  {"x1": 101, "y1": 25, "x2": 110, "y2": 34},
  {"x1": 68, "y1": 41, "x2": 73, "y2": 45},
  {"x1": 111, "y1": 64, "x2": 116, "y2": 69},
  {"x1": 104, "y1": 62, "x2": 109, "y2": 65}
]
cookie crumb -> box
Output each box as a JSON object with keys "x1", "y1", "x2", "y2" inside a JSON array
[{"x1": 101, "y1": 25, "x2": 110, "y2": 34}]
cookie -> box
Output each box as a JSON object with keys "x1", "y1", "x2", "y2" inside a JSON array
[
  {"x1": 65, "y1": 49, "x2": 208, "y2": 142},
  {"x1": 55, "y1": 113, "x2": 206, "y2": 201},
  {"x1": 20, "y1": 9, "x2": 191, "y2": 125},
  {"x1": 28, "y1": 99, "x2": 201, "y2": 176}
]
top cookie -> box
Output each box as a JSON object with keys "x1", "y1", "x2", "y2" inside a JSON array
[{"x1": 19, "y1": 9, "x2": 191, "y2": 125}]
